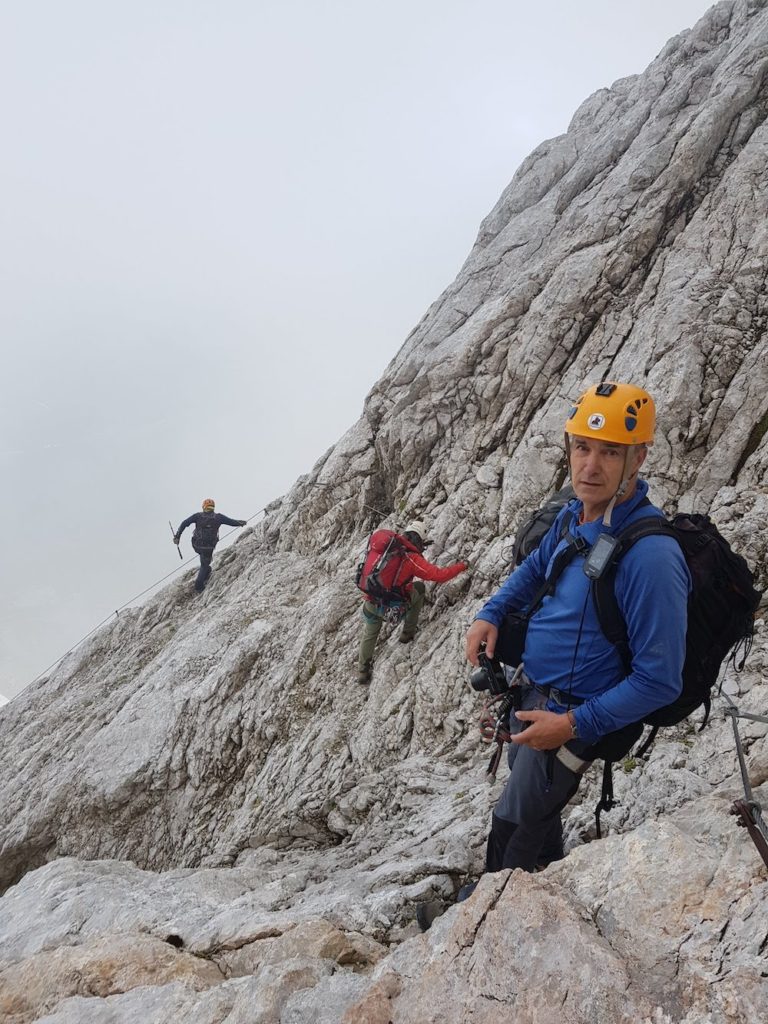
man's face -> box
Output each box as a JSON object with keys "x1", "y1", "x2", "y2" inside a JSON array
[{"x1": 568, "y1": 435, "x2": 646, "y2": 509}]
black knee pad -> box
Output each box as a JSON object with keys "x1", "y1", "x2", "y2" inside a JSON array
[{"x1": 485, "y1": 812, "x2": 518, "y2": 873}]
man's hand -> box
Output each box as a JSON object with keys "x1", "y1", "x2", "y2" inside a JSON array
[
  {"x1": 465, "y1": 619, "x2": 498, "y2": 666},
  {"x1": 238, "y1": 520, "x2": 247, "y2": 527},
  {"x1": 510, "y1": 710, "x2": 573, "y2": 751},
  {"x1": 173, "y1": 536, "x2": 180, "y2": 545}
]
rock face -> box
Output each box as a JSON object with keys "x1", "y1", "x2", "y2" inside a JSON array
[{"x1": 2, "y1": 2, "x2": 768, "y2": 1021}]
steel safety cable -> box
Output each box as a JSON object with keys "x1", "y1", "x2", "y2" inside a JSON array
[{"x1": 17, "y1": 506, "x2": 271, "y2": 695}]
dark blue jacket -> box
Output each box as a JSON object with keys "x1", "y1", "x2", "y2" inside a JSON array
[
  {"x1": 175, "y1": 511, "x2": 243, "y2": 550},
  {"x1": 476, "y1": 481, "x2": 691, "y2": 743}
]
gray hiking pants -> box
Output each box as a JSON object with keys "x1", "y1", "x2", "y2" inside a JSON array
[
  {"x1": 192, "y1": 543, "x2": 215, "y2": 592},
  {"x1": 357, "y1": 582, "x2": 425, "y2": 671},
  {"x1": 488, "y1": 684, "x2": 594, "y2": 873}
]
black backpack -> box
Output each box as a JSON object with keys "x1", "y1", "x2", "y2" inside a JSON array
[
  {"x1": 193, "y1": 512, "x2": 220, "y2": 550},
  {"x1": 511, "y1": 485, "x2": 575, "y2": 566},
  {"x1": 498, "y1": 495, "x2": 762, "y2": 832},
  {"x1": 592, "y1": 513, "x2": 761, "y2": 730}
]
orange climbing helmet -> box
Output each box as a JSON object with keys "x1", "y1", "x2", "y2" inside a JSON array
[
  {"x1": 565, "y1": 381, "x2": 655, "y2": 445},
  {"x1": 202, "y1": 498, "x2": 216, "y2": 510}
]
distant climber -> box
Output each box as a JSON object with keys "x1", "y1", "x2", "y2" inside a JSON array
[
  {"x1": 356, "y1": 520, "x2": 467, "y2": 684},
  {"x1": 174, "y1": 499, "x2": 247, "y2": 592}
]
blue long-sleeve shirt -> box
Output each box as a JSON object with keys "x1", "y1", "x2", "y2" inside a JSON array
[{"x1": 476, "y1": 481, "x2": 691, "y2": 743}]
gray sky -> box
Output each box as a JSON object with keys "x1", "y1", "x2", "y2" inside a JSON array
[{"x1": 0, "y1": 0, "x2": 713, "y2": 699}]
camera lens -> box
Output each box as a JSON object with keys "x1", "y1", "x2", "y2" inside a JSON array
[{"x1": 470, "y1": 666, "x2": 491, "y2": 692}]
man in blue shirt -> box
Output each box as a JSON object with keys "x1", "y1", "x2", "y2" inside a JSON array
[{"x1": 464, "y1": 382, "x2": 690, "y2": 875}]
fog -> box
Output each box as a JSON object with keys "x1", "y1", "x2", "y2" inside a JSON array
[{"x1": 0, "y1": 0, "x2": 713, "y2": 698}]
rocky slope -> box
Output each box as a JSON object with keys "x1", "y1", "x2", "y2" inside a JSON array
[{"x1": 2, "y1": 2, "x2": 768, "y2": 1021}]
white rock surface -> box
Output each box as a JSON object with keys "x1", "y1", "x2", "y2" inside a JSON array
[{"x1": 2, "y1": 3, "x2": 768, "y2": 1021}]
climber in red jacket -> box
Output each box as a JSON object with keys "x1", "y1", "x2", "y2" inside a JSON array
[{"x1": 356, "y1": 520, "x2": 467, "y2": 684}]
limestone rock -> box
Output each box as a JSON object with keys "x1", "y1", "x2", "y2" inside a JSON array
[
  {"x1": 475, "y1": 464, "x2": 501, "y2": 488},
  {"x1": 0, "y1": 934, "x2": 223, "y2": 1024},
  {"x1": 2, "y1": 3, "x2": 768, "y2": 1022}
]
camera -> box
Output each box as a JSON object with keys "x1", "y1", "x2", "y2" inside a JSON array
[
  {"x1": 470, "y1": 650, "x2": 525, "y2": 779},
  {"x1": 469, "y1": 651, "x2": 509, "y2": 695}
]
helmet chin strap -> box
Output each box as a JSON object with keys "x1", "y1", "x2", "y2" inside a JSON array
[{"x1": 602, "y1": 448, "x2": 632, "y2": 527}]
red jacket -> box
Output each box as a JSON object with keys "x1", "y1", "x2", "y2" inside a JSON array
[
  {"x1": 361, "y1": 529, "x2": 466, "y2": 600},
  {"x1": 398, "y1": 547, "x2": 467, "y2": 589}
]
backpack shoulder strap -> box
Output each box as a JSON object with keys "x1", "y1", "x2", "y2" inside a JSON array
[
  {"x1": 609, "y1": 512, "x2": 674, "y2": 551},
  {"x1": 592, "y1": 511, "x2": 675, "y2": 673},
  {"x1": 524, "y1": 510, "x2": 588, "y2": 616}
]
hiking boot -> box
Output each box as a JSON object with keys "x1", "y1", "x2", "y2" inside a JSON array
[
  {"x1": 399, "y1": 630, "x2": 416, "y2": 644},
  {"x1": 358, "y1": 664, "x2": 373, "y2": 685},
  {"x1": 456, "y1": 881, "x2": 478, "y2": 901}
]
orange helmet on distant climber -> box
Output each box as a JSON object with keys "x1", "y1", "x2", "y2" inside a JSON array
[
  {"x1": 565, "y1": 382, "x2": 655, "y2": 445},
  {"x1": 202, "y1": 498, "x2": 215, "y2": 510}
]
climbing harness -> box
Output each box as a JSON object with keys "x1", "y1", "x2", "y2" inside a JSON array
[{"x1": 383, "y1": 604, "x2": 406, "y2": 625}]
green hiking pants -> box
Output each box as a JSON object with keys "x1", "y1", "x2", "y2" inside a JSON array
[{"x1": 357, "y1": 582, "x2": 425, "y2": 671}]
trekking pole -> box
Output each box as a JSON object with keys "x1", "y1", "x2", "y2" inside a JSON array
[{"x1": 169, "y1": 521, "x2": 183, "y2": 559}]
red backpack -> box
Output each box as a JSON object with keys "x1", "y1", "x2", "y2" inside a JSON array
[{"x1": 356, "y1": 530, "x2": 418, "y2": 605}]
